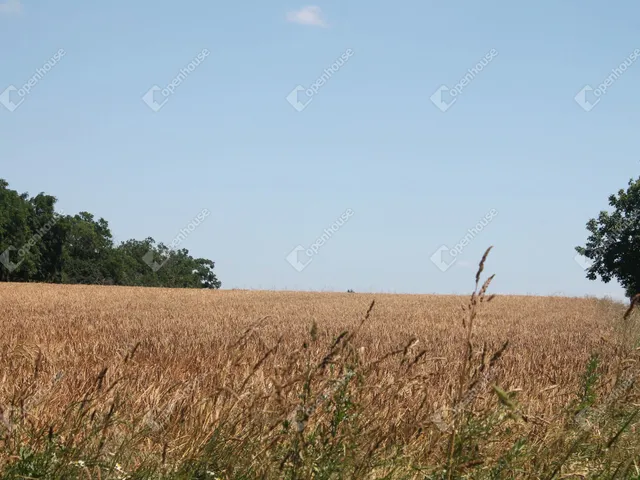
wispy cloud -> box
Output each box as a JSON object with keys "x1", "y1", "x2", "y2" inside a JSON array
[
  {"x1": 0, "y1": 0, "x2": 22, "y2": 14},
  {"x1": 286, "y1": 6, "x2": 328, "y2": 28}
]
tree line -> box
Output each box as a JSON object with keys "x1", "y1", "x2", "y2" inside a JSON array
[{"x1": 0, "y1": 179, "x2": 221, "y2": 288}]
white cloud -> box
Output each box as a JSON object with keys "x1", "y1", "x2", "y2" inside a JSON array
[
  {"x1": 286, "y1": 6, "x2": 328, "y2": 28},
  {"x1": 0, "y1": 0, "x2": 22, "y2": 14}
]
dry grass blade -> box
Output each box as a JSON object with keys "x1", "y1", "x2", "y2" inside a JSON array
[
  {"x1": 478, "y1": 274, "x2": 495, "y2": 301},
  {"x1": 475, "y1": 246, "x2": 493, "y2": 287}
]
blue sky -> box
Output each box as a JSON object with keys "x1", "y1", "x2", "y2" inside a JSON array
[{"x1": 1, "y1": 0, "x2": 638, "y2": 298}]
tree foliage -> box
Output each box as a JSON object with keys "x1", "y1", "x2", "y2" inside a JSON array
[
  {"x1": 0, "y1": 179, "x2": 221, "y2": 289},
  {"x1": 575, "y1": 176, "x2": 640, "y2": 298}
]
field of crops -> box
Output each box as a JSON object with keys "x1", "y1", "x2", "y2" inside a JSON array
[{"x1": 0, "y1": 263, "x2": 639, "y2": 478}]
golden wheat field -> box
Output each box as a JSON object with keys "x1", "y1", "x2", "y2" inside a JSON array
[{"x1": 0, "y1": 278, "x2": 638, "y2": 478}]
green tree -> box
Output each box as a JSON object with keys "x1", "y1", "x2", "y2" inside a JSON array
[
  {"x1": 575, "y1": 177, "x2": 640, "y2": 299},
  {"x1": 60, "y1": 212, "x2": 117, "y2": 285},
  {"x1": 0, "y1": 180, "x2": 37, "y2": 282},
  {"x1": 27, "y1": 192, "x2": 67, "y2": 283},
  {"x1": 0, "y1": 178, "x2": 221, "y2": 289},
  {"x1": 115, "y1": 239, "x2": 221, "y2": 289}
]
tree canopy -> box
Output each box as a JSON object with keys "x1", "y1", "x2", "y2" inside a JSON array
[
  {"x1": 575, "y1": 176, "x2": 640, "y2": 299},
  {"x1": 0, "y1": 179, "x2": 220, "y2": 289}
]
